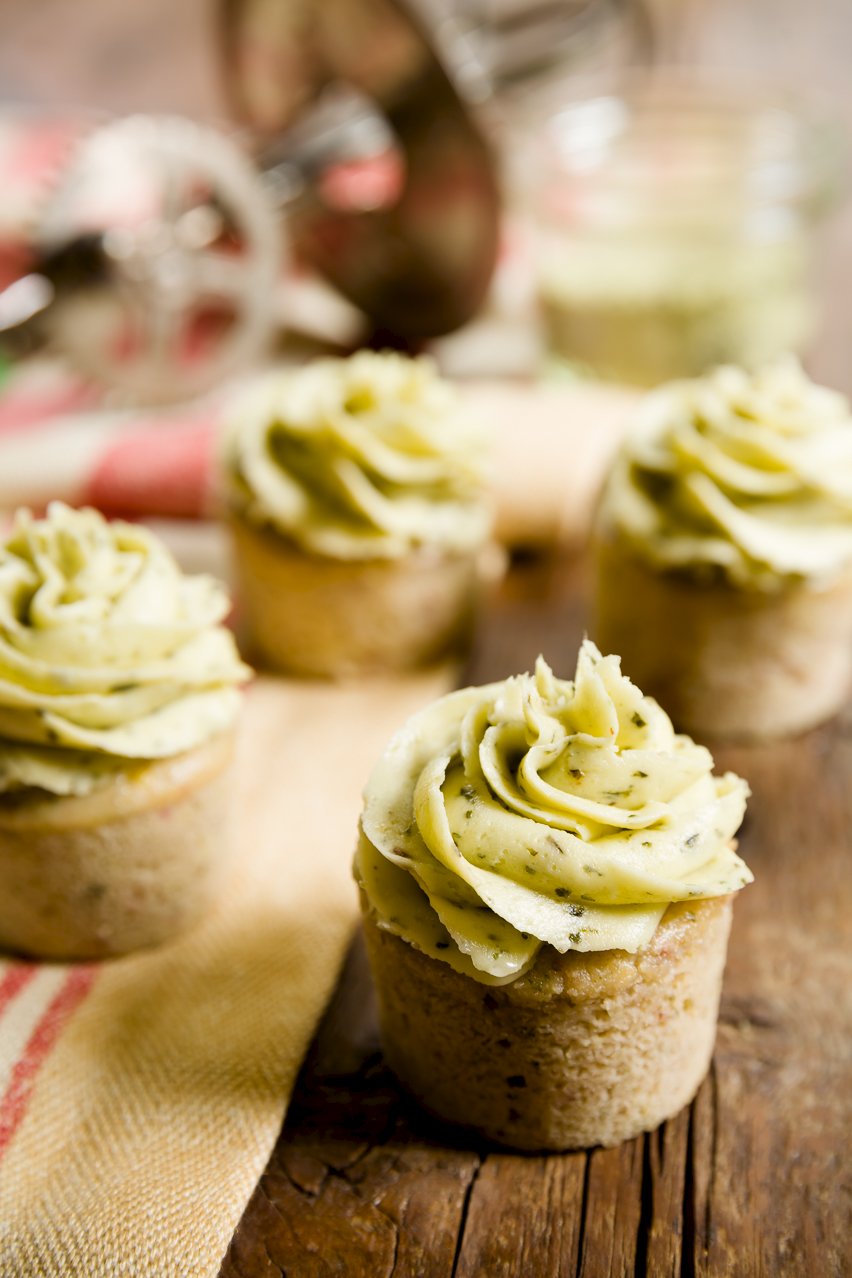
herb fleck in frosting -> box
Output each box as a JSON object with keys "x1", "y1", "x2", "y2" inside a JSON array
[
  {"x1": 599, "y1": 359, "x2": 852, "y2": 588},
  {"x1": 0, "y1": 503, "x2": 250, "y2": 796},
  {"x1": 224, "y1": 351, "x2": 490, "y2": 560},
  {"x1": 355, "y1": 641, "x2": 751, "y2": 985}
]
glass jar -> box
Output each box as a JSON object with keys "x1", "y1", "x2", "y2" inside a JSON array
[{"x1": 525, "y1": 77, "x2": 843, "y2": 386}]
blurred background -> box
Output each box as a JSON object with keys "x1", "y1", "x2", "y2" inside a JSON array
[{"x1": 0, "y1": 0, "x2": 849, "y2": 525}]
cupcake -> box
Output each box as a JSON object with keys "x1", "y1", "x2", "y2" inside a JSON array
[
  {"x1": 594, "y1": 360, "x2": 852, "y2": 739},
  {"x1": 222, "y1": 351, "x2": 491, "y2": 677},
  {"x1": 355, "y1": 641, "x2": 751, "y2": 1150},
  {"x1": 0, "y1": 503, "x2": 250, "y2": 960}
]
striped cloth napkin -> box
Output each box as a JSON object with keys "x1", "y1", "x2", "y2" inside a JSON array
[
  {"x1": 0, "y1": 669, "x2": 454, "y2": 1277},
  {"x1": 0, "y1": 361, "x2": 635, "y2": 548}
]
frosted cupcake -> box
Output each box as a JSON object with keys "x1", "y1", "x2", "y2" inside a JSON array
[
  {"x1": 355, "y1": 641, "x2": 751, "y2": 1150},
  {"x1": 595, "y1": 360, "x2": 852, "y2": 738},
  {"x1": 222, "y1": 351, "x2": 491, "y2": 678},
  {"x1": 0, "y1": 503, "x2": 250, "y2": 960}
]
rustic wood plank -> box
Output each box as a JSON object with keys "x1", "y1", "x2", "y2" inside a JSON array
[
  {"x1": 461, "y1": 547, "x2": 589, "y2": 686},
  {"x1": 452, "y1": 1152, "x2": 586, "y2": 1278},
  {"x1": 643, "y1": 1109, "x2": 691, "y2": 1278},
  {"x1": 575, "y1": 1141, "x2": 645, "y2": 1278},
  {"x1": 692, "y1": 710, "x2": 852, "y2": 1278}
]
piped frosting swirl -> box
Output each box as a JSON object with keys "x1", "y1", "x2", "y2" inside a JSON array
[
  {"x1": 0, "y1": 503, "x2": 250, "y2": 796},
  {"x1": 599, "y1": 359, "x2": 852, "y2": 588},
  {"x1": 356, "y1": 641, "x2": 751, "y2": 985},
  {"x1": 223, "y1": 351, "x2": 490, "y2": 560}
]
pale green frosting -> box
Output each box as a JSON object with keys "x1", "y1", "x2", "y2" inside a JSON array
[
  {"x1": 356, "y1": 641, "x2": 751, "y2": 985},
  {"x1": 599, "y1": 359, "x2": 852, "y2": 587},
  {"x1": 224, "y1": 351, "x2": 490, "y2": 560},
  {"x1": 0, "y1": 503, "x2": 250, "y2": 796}
]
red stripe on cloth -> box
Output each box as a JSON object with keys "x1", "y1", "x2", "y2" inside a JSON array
[
  {"x1": 0, "y1": 965, "x2": 38, "y2": 1019},
  {"x1": 0, "y1": 966, "x2": 97, "y2": 1161},
  {"x1": 83, "y1": 419, "x2": 216, "y2": 518},
  {"x1": 0, "y1": 380, "x2": 98, "y2": 436}
]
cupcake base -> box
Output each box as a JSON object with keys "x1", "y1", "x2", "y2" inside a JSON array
[
  {"x1": 0, "y1": 733, "x2": 234, "y2": 961},
  {"x1": 595, "y1": 531, "x2": 852, "y2": 740},
  {"x1": 230, "y1": 516, "x2": 482, "y2": 678},
  {"x1": 362, "y1": 895, "x2": 733, "y2": 1151}
]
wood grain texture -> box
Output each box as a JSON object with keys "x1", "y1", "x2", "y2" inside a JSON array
[{"x1": 219, "y1": 551, "x2": 852, "y2": 1277}]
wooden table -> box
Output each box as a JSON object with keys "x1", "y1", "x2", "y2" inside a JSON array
[{"x1": 220, "y1": 551, "x2": 852, "y2": 1277}]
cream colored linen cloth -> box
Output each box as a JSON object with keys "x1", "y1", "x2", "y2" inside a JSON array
[{"x1": 0, "y1": 670, "x2": 452, "y2": 1277}]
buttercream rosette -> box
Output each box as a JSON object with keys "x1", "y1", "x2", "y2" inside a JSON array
[
  {"x1": 356, "y1": 641, "x2": 751, "y2": 985},
  {"x1": 0, "y1": 503, "x2": 250, "y2": 797},
  {"x1": 599, "y1": 359, "x2": 852, "y2": 588},
  {"x1": 223, "y1": 350, "x2": 490, "y2": 560}
]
